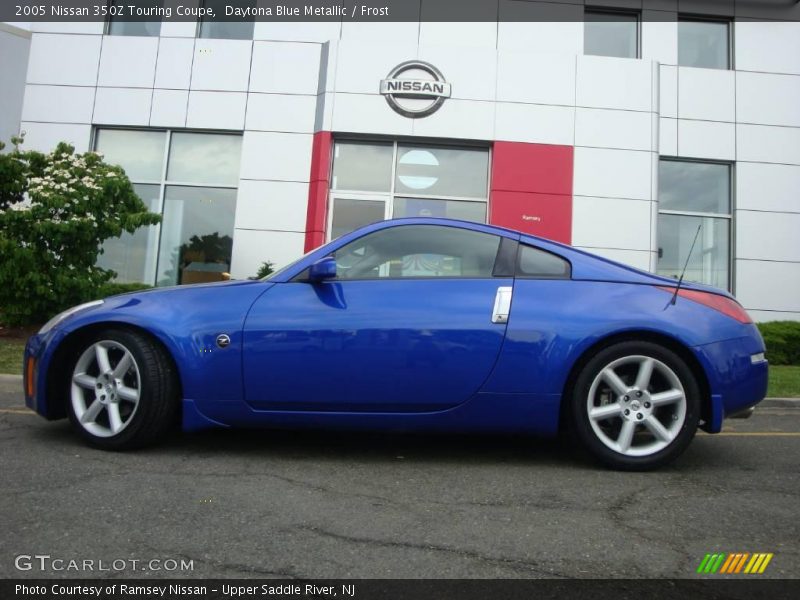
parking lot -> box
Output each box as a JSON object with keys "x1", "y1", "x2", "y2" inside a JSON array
[{"x1": 1, "y1": 375, "x2": 798, "y2": 579}]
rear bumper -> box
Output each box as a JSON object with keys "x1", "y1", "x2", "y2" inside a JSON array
[{"x1": 694, "y1": 334, "x2": 768, "y2": 433}]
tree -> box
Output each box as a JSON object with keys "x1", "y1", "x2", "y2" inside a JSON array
[{"x1": 0, "y1": 137, "x2": 162, "y2": 325}]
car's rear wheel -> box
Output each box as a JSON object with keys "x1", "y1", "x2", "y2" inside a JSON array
[
  {"x1": 66, "y1": 329, "x2": 178, "y2": 450},
  {"x1": 570, "y1": 341, "x2": 700, "y2": 471}
]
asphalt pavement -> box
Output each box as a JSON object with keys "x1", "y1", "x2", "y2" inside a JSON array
[{"x1": 1, "y1": 375, "x2": 798, "y2": 579}]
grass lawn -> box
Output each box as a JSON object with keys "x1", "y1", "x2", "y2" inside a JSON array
[{"x1": 0, "y1": 336, "x2": 798, "y2": 397}]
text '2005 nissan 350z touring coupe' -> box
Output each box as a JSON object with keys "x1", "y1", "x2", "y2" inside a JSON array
[{"x1": 24, "y1": 218, "x2": 767, "y2": 470}]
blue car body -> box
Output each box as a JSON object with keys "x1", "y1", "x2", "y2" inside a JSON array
[{"x1": 24, "y1": 218, "x2": 768, "y2": 437}]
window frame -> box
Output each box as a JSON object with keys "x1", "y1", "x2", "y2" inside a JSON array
[
  {"x1": 677, "y1": 15, "x2": 733, "y2": 70},
  {"x1": 104, "y1": 0, "x2": 163, "y2": 37},
  {"x1": 327, "y1": 139, "x2": 492, "y2": 242},
  {"x1": 656, "y1": 157, "x2": 734, "y2": 292},
  {"x1": 583, "y1": 8, "x2": 642, "y2": 60},
  {"x1": 91, "y1": 127, "x2": 243, "y2": 286},
  {"x1": 196, "y1": 0, "x2": 256, "y2": 40}
]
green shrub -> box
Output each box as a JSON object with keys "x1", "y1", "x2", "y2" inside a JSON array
[
  {"x1": 256, "y1": 261, "x2": 275, "y2": 279},
  {"x1": 0, "y1": 137, "x2": 161, "y2": 325},
  {"x1": 96, "y1": 282, "x2": 153, "y2": 299},
  {"x1": 757, "y1": 321, "x2": 800, "y2": 366}
]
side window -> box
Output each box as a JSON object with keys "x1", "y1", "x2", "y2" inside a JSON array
[
  {"x1": 517, "y1": 245, "x2": 571, "y2": 279},
  {"x1": 333, "y1": 226, "x2": 502, "y2": 280}
]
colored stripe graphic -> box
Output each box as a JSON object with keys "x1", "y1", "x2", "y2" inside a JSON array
[{"x1": 699, "y1": 553, "x2": 774, "y2": 575}]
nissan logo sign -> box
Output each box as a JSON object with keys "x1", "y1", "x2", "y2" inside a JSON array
[{"x1": 379, "y1": 61, "x2": 451, "y2": 118}]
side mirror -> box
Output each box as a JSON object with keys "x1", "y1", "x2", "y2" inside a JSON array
[{"x1": 308, "y1": 256, "x2": 337, "y2": 282}]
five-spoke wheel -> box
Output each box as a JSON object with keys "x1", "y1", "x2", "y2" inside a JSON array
[
  {"x1": 66, "y1": 329, "x2": 178, "y2": 449},
  {"x1": 571, "y1": 341, "x2": 700, "y2": 470}
]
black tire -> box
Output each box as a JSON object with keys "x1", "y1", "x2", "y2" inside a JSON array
[
  {"x1": 569, "y1": 341, "x2": 700, "y2": 471},
  {"x1": 66, "y1": 328, "x2": 179, "y2": 450}
]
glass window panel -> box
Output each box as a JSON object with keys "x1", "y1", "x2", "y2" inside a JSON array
[
  {"x1": 331, "y1": 142, "x2": 394, "y2": 192},
  {"x1": 678, "y1": 20, "x2": 729, "y2": 69},
  {"x1": 330, "y1": 198, "x2": 385, "y2": 240},
  {"x1": 156, "y1": 186, "x2": 237, "y2": 286},
  {"x1": 97, "y1": 183, "x2": 161, "y2": 284},
  {"x1": 167, "y1": 133, "x2": 242, "y2": 185},
  {"x1": 333, "y1": 225, "x2": 500, "y2": 280},
  {"x1": 657, "y1": 214, "x2": 730, "y2": 290},
  {"x1": 584, "y1": 12, "x2": 639, "y2": 59},
  {"x1": 518, "y1": 245, "x2": 571, "y2": 279},
  {"x1": 95, "y1": 129, "x2": 166, "y2": 182},
  {"x1": 393, "y1": 197, "x2": 486, "y2": 223},
  {"x1": 395, "y1": 145, "x2": 489, "y2": 199},
  {"x1": 659, "y1": 161, "x2": 730, "y2": 214},
  {"x1": 199, "y1": 0, "x2": 255, "y2": 39},
  {"x1": 107, "y1": 0, "x2": 163, "y2": 36}
]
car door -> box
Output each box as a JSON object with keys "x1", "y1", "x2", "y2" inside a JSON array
[{"x1": 242, "y1": 224, "x2": 517, "y2": 412}]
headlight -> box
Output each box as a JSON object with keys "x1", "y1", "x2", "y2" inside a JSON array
[{"x1": 38, "y1": 300, "x2": 104, "y2": 335}]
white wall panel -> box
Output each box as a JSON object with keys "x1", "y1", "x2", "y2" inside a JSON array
[
  {"x1": 234, "y1": 180, "x2": 309, "y2": 232},
  {"x1": 736, "y1": 211, "x2": 800, "y2": 262},
  {"x1": 250, "y1": 41, "x2": 322, "y2": 95},
  {"x1": 735, "y1": 22, "x2": 800, "y2": 76},
  {"x1": 736, "y1": 259, "x2": 800, "y2": 313},
  {"x1": 230, "y1": 229, "x2": 305, "y2": 277},
  {"x1": 417, "y1": 45, "x2": 497, "y2": 102},
  {"x1": 678, "y1": 119, "x2": 735, "y2": 161},
  {"x1": 254, "y1": 21, "x2": 341, "y2": 42},
  {"x1": 497, "y1": 0, "x2": 583, "y2": 55},
  {"x1": 98, "y1": 36, "x2": 158, "y2": 88},
  {"x1": 340, "y1": 22, "x2": 419, "y2": 44},
  {"x1": 186, "y1": 91, "x2": 247, "y2": 130},
  {"x1": 576, "y1": 55, "x2": 652, "y2": 112},
  {"x1": 575, "y1": 108, "x2": 652, "y2": 151},
  {"x1": 154, "y1": 37, "x2": 194, "y2": 89},
  {"x1": 495, "y1": 103, "x2": 574, "y2": 146},
  {"x1": 574, "y1": 247, "x2": 652, "y2": 271},
  {"x1": 736, "y1": 72, "x2": 800, "y2": 128},
  {"x1": 677, "y1": 67, "x2": 735, "y2": 122},
  {"x1": 150, "y1": 89, "x2": 188, "y2": 128},
  {"x1": 159, "y1": 21, "x2": 197, "y2": 38},
  {"x1": 26, "y1": 33, "x2": 101, "y2": 87},
  {"x1": 574, "y1": 147, "x2": 653, "y2": 201},
  {"x1": 245, "y1": 93, "x2": 317, "y2": 133},
  {"x1": 659, "y1": 65, "x2": 677, "y2": 118},
  {"x1": 240, "y1": 132, "x2": 313, "y2": 182},
  {"x1": 22, "y1": 84, "x2": 95, "y2": 124},
  {"x1": 191, "y1": 39, "x2": 252, "y2": 92},
  {"x1": 31, "y1": 22, "x2": 104, "y2": 35},
  {"x1": 412, "y1": 99, "x2": 495, "y2": 141},
  {"x1": 737, "y1": 163, "x2": 800, "y2": 214},
  {"x1": 334, "y1": 40, "x2": 415, "y2": 95},
  {"x1": 331, "y1": 93, "x2": 413, "y2": 137},
  {"x1": 93, "y1": 88, "x2": 152, "y2": 126},
  {"x1": 737, "y1": 124, "x2": 800, "y2": 165},
  {"x1": 19, "y1": 122, "x2": 91, "y2": 153},
  {"x1": 497, "y1": 52, "x2": 576, "y2": 106},
  {"x1": 572, "y1": 197, "x2": 652, "y2": 251},
  {"x1": 659, "y1": 117, "x2": 677, "y2": 156},
  {"x1": 418, "y1": 22, "x2": 498, "y2": 49},
  {"x1": 642, "y1": 20, "x2": 678, "y2": 65}
]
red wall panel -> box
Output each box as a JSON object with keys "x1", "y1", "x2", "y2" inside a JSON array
[
  {"x1": 490, "y1": 141, "x2": 573, "y2": 244},
  {"x1": 304, "y1": 131, "x2": 333, "y2": 252}
]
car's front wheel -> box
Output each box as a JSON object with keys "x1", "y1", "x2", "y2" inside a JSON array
[
  {"x1": 66, "y1": 329, "x2": 178, "y2": 450},
  {"x1": 570, "y1": 341, "x2": 700, "y2": 471}
]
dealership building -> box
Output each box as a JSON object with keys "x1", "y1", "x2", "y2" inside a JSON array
[{"x1": 9, "y1": 4, "x2": 800, "y2": 321}]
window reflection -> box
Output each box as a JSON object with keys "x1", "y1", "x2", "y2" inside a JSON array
[
  {"x1": 167, "y1": 133, "x2": 242, "y2": 186},
  {"x1": 679, "y1": 20, "x2": 729, "y2": 69},
  {"x1": 584, "y1": 12, "x2": 639, "y2": 59}
]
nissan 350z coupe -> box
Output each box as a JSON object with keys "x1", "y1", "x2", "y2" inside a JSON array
[{"x1": 24, "y1": 218, "x2": 768, "y2": 470}]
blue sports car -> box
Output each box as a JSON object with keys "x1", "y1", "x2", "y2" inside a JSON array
[{"x1": 23, "y1": 218, "x2": 768, "y2": 470}]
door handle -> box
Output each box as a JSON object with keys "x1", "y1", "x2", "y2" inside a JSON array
[{"x1": 491, "y1": 286, "x2": 513, "y2": 324}]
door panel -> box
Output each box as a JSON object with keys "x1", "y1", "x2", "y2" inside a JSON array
[{"x1": 242, "y1": 279, "x2": 511, "y2": 412}]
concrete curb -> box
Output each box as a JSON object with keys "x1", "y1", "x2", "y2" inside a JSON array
[{"x1": 0, "y1": 374, "x2": 22, "y2": 382}]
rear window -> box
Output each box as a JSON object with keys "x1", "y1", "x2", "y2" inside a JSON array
[{"x1": 517, "y1": 244, "x2": 571, "y2": 279}]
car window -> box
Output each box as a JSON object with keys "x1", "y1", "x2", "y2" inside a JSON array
[
  {"x1": 333, "y1": 225, "x2": 502, "y2": 280},
  {"x1": 517, "y1": 244, "x2": 571, "y2": 279}
]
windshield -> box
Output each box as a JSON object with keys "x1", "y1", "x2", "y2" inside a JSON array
[{"x1": 262, "y1": 247, "x2": 319, "y2": 281}]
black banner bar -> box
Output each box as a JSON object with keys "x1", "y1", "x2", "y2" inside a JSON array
[
  {"x1": 3, "y1": 0, "x2": 800, "y2": 23},
  {"x1": 3, "y1": 579, "x2": 800, "y2": 600}
]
